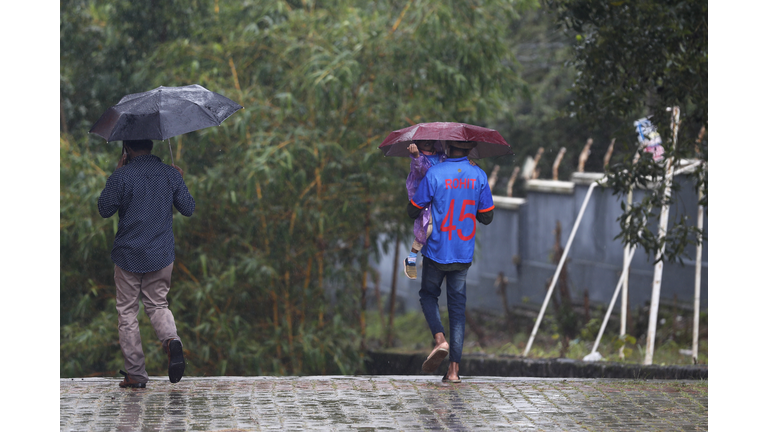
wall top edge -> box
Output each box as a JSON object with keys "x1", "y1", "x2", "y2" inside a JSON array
[
  {"x1": 492, "y1": 195, "x2": 526, "y2": 210},
  {"x1": 571, "y1": 172, "x2": 607, "y2": 185},
  {"x1": 525, "y1": 179, "x2": 575, "y2": 194}
]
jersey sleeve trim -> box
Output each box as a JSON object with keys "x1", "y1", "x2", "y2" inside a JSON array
[
  {"x1": 478, "y1": 205, "x2": 495, "y2": 213},
  {"x1": 410, "y1": 199, "x2": 425, "y2": 209}
]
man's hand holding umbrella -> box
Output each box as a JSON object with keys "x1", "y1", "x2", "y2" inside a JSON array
[{"x1": 113, "y1": 142, "x2": 183, "y2": 177}]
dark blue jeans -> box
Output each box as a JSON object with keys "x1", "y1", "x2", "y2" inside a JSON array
[{"x1": 419, "y1": 259, "x2": 468, "y2": 363}]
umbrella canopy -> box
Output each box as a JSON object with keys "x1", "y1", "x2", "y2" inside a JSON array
[
  {"x1": 89, "y1": 84, "x2": 243, "y2": 142},
  {"x1": 378, "y1": 122, "x2": 512, "y2": 159}
]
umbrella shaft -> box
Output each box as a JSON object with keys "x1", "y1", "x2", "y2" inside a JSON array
[{"x1": 168, "y1": 140, "x2": 175, "y2": 166}]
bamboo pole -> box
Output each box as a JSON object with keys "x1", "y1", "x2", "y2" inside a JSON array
[
  {"x1": 588, "y1": 243, "x2": 638, "y2": 358},
  {"x1": 619, "y1": 151, "x2": 641, "y2": 359},
  {"x1": 643, "y1": 106, "x2": 679, "y2": 365},
  {"x1": 692, "y1": 183, "x2": 703, "y2": 364},
  {"x1": 302, "y1": 257, "x2": 312, "y2": 328},
  {"x1": 315, "y1": 163, "x2": 325, "y2": 329},
  {"x1": 373, "y1": 270, "x2": 385, "y2": 330},
  {"x1": 284, "y1": 271, "x2": 294, "y2": 371},
  {"x1": 619, "y1": 187, "x2": 632, "y2": 360},
  {"x1": 692, "y1": 126, "x2": 706, "y2": 364},
  {"x1": 271, "y1": 288, "x2": 280, "y2": 357}
]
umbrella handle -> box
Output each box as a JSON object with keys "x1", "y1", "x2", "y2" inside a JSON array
[{"x1": 167, "y1": 140, "x2": 175, "y2": 166}]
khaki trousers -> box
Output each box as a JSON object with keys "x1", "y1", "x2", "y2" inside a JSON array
[{"x1": 114, "y1": 263, "x2": 180, "y2": 382}]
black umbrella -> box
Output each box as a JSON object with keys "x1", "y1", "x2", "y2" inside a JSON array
[{"x1": 89, "y1": 84, "x2": 243, "y2": 164}]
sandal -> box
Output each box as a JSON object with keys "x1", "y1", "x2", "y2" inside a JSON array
[
  {"x1": 421, "y1": 344, "x2": 449, "y2": 373},
  {"x1": 442, "y1": 373, "x2": 461, "y2": 383}
]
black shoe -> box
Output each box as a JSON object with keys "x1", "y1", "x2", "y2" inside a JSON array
[
  {"x1": 167, "y1": 339, "x2": 185, "y2": 383},
  {"x1": 119, "y1": 370, "x2": 147, "y2": 388}
]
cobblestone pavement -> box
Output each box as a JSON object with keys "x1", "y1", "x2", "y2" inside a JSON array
[{"x1": 61, "y1": 376, "x2": 708, "y2": 431}]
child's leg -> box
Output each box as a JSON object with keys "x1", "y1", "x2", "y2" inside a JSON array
[
  {"x1": 404, "y1": 239, "x2": 423, "y2": 280},
  {"x1": 405, "y1": 213, "x2": 431, "y2": 280},
  {"x1": 412, "y1": 214, "x2": 432, "y2": 255}
]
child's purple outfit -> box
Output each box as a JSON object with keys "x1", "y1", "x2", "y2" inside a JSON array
[{"x1": 407, "y1": 151, "x2": 446, "y2": 247}]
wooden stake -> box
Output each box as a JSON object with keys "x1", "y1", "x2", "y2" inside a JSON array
[
  {"x1": 692, "y1": 125, "x2": 706, "y2": 364},
  {"x1": 695, "y1": 125, "x2": 707, "y2": 155},
  {"x1": 578, "y1": 138, "x2": 593, "y2": 172},
  {"x1": 644, "y1": 106, "x2": 680, "y2": 365},
  {"x1": 495, "y1": 272, "x2": 510, "y2": 323},
  {"x1": 530, "y1": 147, "x2": 544, "y2": 180},
  {"x1": 552, "y1": 147, "x2": 566, "y2": 180},
  {"x1": 506, "y1": 166, "x2": 520, "y2": 197},
  {"x1": 620, "y1": 186, "x2": 633, "y2": 360},
  {"x1": 603, "y1": 138, "x2": 615, "y2": 170},
  {"x1": 488, "y1": 165, "x2": 500, "y2": 192}
]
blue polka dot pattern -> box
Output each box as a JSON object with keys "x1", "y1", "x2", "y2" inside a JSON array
[{"x1": 98, "y1": 154, "x2": 195, "y2": 273}]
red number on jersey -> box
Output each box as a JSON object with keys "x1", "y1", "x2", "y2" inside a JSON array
[
  {"x1": 440, "y1": 199, "x2": 476, "y2": 241},
  {"x1": 440, "y1": 199, "x2": 457, "y2": 240},
  {"x1": 458, "y1": 200, "x2": 476, "y2": 241}
]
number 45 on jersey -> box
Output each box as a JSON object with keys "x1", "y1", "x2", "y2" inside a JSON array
[{"x1": 440, "y1": 199, "x2": 476, "y2": 241}]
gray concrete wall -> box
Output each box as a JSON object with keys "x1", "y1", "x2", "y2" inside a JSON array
[{"x1": 370, "y1": 171, "x2": 708, "y2": 314}]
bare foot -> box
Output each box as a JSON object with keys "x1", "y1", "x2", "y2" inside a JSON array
[
  {"x1": 445, "y1": 362, "x2": 460, "y2": 382},
  {"x1": 434, "y1": 340, "x2": 449, "y2": 351},
  {"x1": 422, "y1": 334, "x2": 450, "y2": 373}
]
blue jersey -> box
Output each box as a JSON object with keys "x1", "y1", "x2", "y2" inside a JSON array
[
  {"x1": 411, "y1": 157, "x2": 494, "y2": 264},
  {"x1": 425, "y1": 153, "x2": 442, "y2": 167}
]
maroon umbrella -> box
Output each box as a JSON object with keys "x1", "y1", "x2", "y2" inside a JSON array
[{"x1": 378, "y1": 122, "x2": 512, "y2": 158}]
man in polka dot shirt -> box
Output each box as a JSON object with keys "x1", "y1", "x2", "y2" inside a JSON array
[{"x1": 98, "y1": 139, "x2": 195, "y2": 388}]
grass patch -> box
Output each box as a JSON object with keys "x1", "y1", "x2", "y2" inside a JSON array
[{"x1": 365, "y1": 306, "x2": 708, "y2": 366}]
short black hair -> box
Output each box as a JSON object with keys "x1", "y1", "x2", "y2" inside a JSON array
[
  {"x1": 448, "y1": 143, "x2": 472, "y2": 157},
  {"x1": 124, "y1": 139, "x2": 154, "y2": 152}
]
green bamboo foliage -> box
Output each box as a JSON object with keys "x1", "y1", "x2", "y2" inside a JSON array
[{"x1": 61, "y1": 0, "x2": 536, "y2": 377}]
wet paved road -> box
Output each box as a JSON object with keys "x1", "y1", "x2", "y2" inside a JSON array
[{"x1": 60, "y1": 376, "x2": 707, "y2": 431}]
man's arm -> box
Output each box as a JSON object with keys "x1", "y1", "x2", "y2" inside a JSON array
[
  {"x1": 477, "y1": 209, "x2": 493, "y2": 225},
  {"x1": 407, "y1": 200, "x2": 422, "y2": 220},
  {"x1": 475, "y1": 170, "x2": 494, "y2": 225},
  {"x1": 97, "y1": 152, "x2": 130, "y2": 218},
  {"x1": 97, "y1": 174, "x2": 120, "y2": 218},
  {"x1": 173, "y1": 171, "x2": 195, "y2": 217}
]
